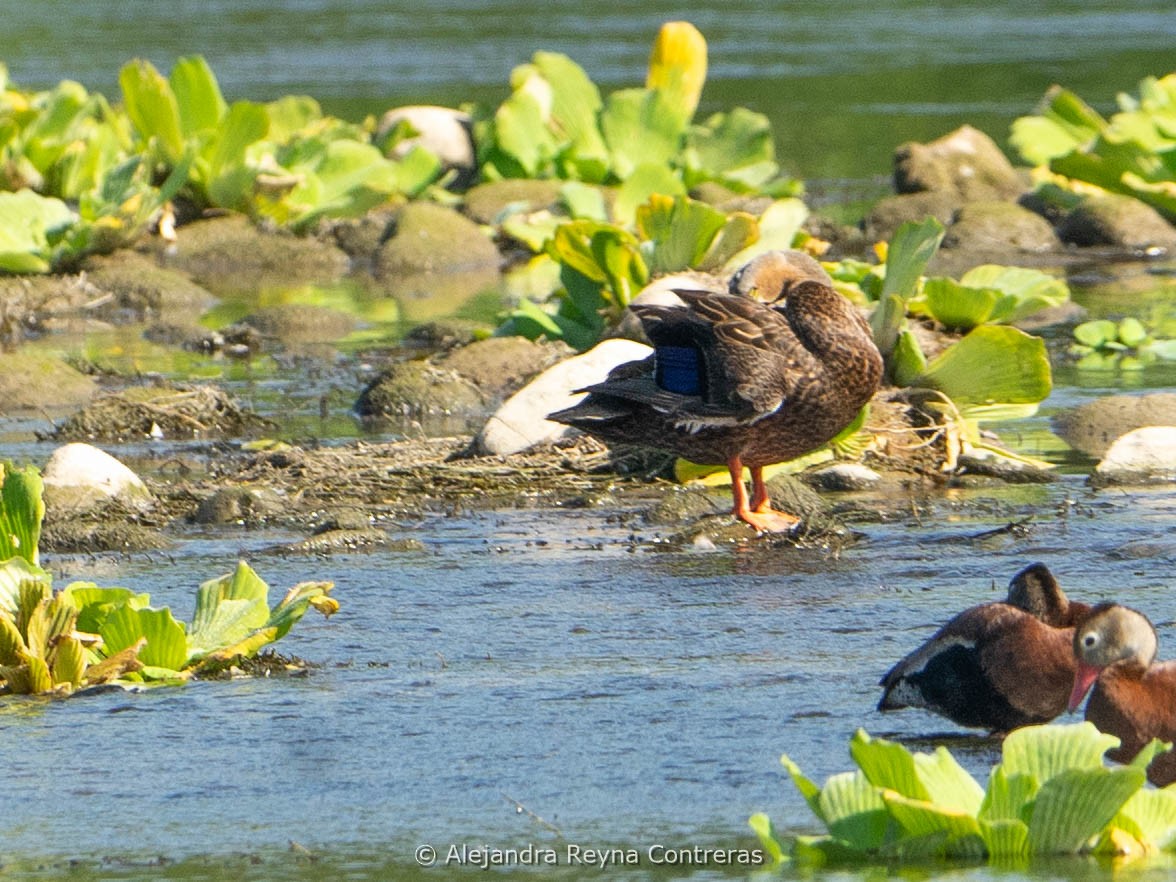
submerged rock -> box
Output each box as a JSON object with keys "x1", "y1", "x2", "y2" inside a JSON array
[
  {"x1": 438, "y1": 336, "x2": 572, "y2": 401},
  {"x1": 1093, "y1": 426, "x2": 1176, "y2": 486},
  {"x1": 463, "y1": 179, "x2": 565, "y2": 225},
  {"x1": 42, "y1": 442, "x2": 153, "y2": 513},
  {"x1": 81, "y1": 250, "x2": 218, "y2": 324}
]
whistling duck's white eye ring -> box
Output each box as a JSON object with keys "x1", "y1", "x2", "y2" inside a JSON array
[{"x1": 1082, "y1": 633, "x2": 1098, "y2": 649}]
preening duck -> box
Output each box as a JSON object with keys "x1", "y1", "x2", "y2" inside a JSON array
[
  {"x1": 549, "y1": 251, "x2": 882, "y2": 532},
  {"x1": 878, "y1": 563, "x2": 1085, "y2": 733}
]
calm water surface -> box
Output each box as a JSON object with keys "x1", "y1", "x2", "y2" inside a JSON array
[{"x1": 4, "y1": 4, "x2": 1176, "y2": 880}]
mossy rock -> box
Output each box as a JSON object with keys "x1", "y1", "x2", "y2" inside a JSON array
[
  {"x1": 942, "y1": 201, "x2": 1058, "y2": 253},
  {"x1": 81, "y1": 250, "x2": 218, "y2": 323},
  {"x1": 0, "y1": 352, "x2": 96, "y2": 410},
  {"x1": 165, "y1": 214, "x2": 350, "y2": 295},
  {"x1": 241, "y1": 304, "x2": 358, "y2": 345},
  {"x1": 355, "y1": 360, "x2": 485, "y2": 418},
  {"x1": 1056, "y1": 194, "x2": 1176, "y2": 250},
  {"x1": 438, "y1": 337, "x2": 572, "y2": 400},
  {"x1": 864, "y1": 191, "x2": 960, "y2": 243},
  {"x1": 894, "y1": 125, "x2": 1024, "y2": 202},
  {"x1": 463, "y1": 179, "x2": 565, "y2": 225},
  {"x1": 375, "y1": 202, "x2": 500, "y2": 276}
]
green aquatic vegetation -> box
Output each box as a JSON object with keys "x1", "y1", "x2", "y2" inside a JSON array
[
  {"x1": 1069, "y1": 316, "x2": 1176, "y2": 371},
  {"x1": 751, "y1": 723, "x2": 1176, "y2": 866},
  {"x1": 1010, "y1": 72, "x2": 1176, "y2": 220},
  {"x1": 476, "y1": 21, "x2": 798, "y2": 196},
  {"x1": 0, "y1": 464, "x2": 336, "y2": 696}
]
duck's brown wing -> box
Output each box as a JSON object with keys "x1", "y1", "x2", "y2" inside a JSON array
[{"x1": 634, "y1": 289, "x2": 814, "y2": 419}]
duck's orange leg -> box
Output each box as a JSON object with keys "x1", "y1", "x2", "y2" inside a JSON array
[{"x1": 727, "y1": 458, "x2": 800, "y2": 533}]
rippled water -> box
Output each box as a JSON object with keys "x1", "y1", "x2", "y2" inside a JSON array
[{"x1": 5, "y1": 4, "x2": 1176, "y2": 880}]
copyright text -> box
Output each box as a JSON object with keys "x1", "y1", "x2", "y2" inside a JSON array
[{"x1": 414, "y1": 842, "x2": 766, "y2": 869}]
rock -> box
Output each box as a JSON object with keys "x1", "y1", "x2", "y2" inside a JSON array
[
  {"x1": 377, "y1": 105, "x2": 476, "y2": 189},
  {"x1": 81, "y1": 251, "x2": 218, "y2": 324},
  {"x1": 194, "y1": 487, "x2": 286, "y2": 525},
  {"x1": 1093, "y1": 426, "x2": 1176, "y2": 485},
  {"x1": 806, "y1": 463, "x2": 882, "y2": 492},
  {"x1": 355, "y1": 360, "x2": 485, "y2": 418},
  {"x1": 329, "y1": 209, "x2": 395, "y2": 265},
  {"x1": 0, "y1": 352, "x2": 96, "y2": 411},
  {"x1": 41, "y1": 443, "x2": 153, "y2": 512},
  {"x1": 165, "y1": 215, "x2": 350, "y2": 295},
  {"x1": 942, "y1": 202, "x2": 1059, "y2": 253},
  {"x1": 864, "y1": 191, "x2": 960, "y2": 243},
  {"x1": 463, "y1": 179, "x2": 565, "y2": 225},
  {"x1": 1056, "y1": 194, "x2": 1176, "y2": 252},
  {"x1": 375, "y1": 202, "x2": 500, "y2": 276},
  {"x1": 241, "y1": 303, "x2": 357, "y2": 345},
  {"x1": 476, "y1": 338, "x2": 652, "y2": 455},
  {"x1": 956, "y1": 449, "x2": 1055, "y2": 484},
  {"x1": 894, "y1": 125, "x2": 1025, "y2": 202},
  {"x1": 1053, "y1": 393, "x2": 1176, "y2": 458},
  {"x1": 284, "y1": 527, "x2": 393, "y2": 554},
  {"x1": 438, "y1": 337, "x2": 572, "y2": 401}
]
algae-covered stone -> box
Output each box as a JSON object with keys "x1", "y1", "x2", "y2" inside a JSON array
[
  {"x1": 81, "y1": 250, "x2": 218, "y2": 323},
  {"x1": 165, "y1": 215, "x2": 350, "y2": 295},
  {"x1": 463, "y1": 179, "x2": 565, "y2": 225},
  {"x1": 1056, "y1": 194, "x2": 1176, "y2": 251},
  {"x1": 355, "y1": 360, "x2": 485, "y2": 418},
  {"x1": 894, "y1": 125, "x2": 1025, "y2": 202},
  {"x1": 375, "y1": 202, "x2": 500, "y2": 276},
  {"x1": 1053, "y1": 393, "x2": 1176, "y2": 458},
  {"x1": 439, "y1": 337, "x2": 571, "y2": 400},
  {"x1": 942, "y1": 202, "x2": 1058, "y2": 253},
  {"x1": 864, "y1": 191, "x2": 960, "y2": 243},
  {"x1": 241, "y1": 303, "x2": 358, "y2": 345},
  {"x1": 0, "y1": 352, "x2": 96, "y2": 410},
  {"x1": 194, "y1": 487, "x2": 287, "y2": 525}
]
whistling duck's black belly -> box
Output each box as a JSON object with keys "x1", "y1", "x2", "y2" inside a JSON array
[{"x1": 879, "y1": 643, "x2": 1043, "y2": 732}]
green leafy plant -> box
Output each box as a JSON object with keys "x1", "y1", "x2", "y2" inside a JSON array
[
  {"x1": 752, "y1": 723, "x2": 1176, "y2": 867},
  {"x1": 1070, "y1": 316, "x2": 1176, "y2": 370},
  {"x1": 1010, "y1": 72, "x2": 1176, "y2": 220},
  {"x1": 476, "y1": 21, "x2": 799, "y2": 196},
  {"x1": 0, "y1": 464, "x2": 337, "y2": 696}
]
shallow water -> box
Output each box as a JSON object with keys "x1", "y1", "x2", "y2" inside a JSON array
[{"x1": 5, "y1": 5, "x2": 1176, "y2": 880}]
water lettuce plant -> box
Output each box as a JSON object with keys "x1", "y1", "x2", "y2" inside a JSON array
[
  {"x1": 0, "y1": 462, "x2": 337, "y2": 696},
  {"x1": 1070, "y1": 316, "x2": 1176, "y2": 371},
  {"x1": 752, "y1": 723, "x2": 1176, "y2": 867},
  {"x1": 476, "y1": 22, "x2": 798, "y2": 196},
  {"x1": 1010, "y1": 72, "x2": 1176, "y2": 220}
]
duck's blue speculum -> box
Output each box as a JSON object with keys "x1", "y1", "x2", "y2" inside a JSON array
[{"x1": 654, "y1": 345, "x2": 703, "y2": 395}]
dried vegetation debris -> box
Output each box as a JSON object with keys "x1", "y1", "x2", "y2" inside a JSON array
[{"x1": 48, "y1": 384, "x2": 276, "y2": 442}]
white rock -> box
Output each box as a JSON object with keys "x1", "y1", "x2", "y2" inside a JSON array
[
  {"x1": 477, "y1": 338, "x2": 652, "y2": 456},
  {"x1": 377, "y1": 105, "x2": 475, "y2": 181},
  {"x1": 41, "y1": 442, "x2": 153, "y2": 511},
  {"x1": 1094, "y1": 426, "x2": 1176, "y2": 484}
]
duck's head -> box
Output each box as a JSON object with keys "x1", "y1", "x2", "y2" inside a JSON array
[
  {"x1": 728, "y1": 250, "x2": 833, "y2": 305},
  {"x1": 1006, "y1": 562, "x2": 1069, "y2": 625},
  {"x1": 1068, "y1": 603, "x2": 1158, "y2": 711}
]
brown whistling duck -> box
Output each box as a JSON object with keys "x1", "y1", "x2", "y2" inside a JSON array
[
  {"x1": 878, "y1": 563, "x2": 1085, "y2": 733},
  {"x1": 1069, "y1": 603, "x2": 1176, "y2": 787},
  {"x1": 548, "y1": 250, "x2": 883, "y2": 533}
]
